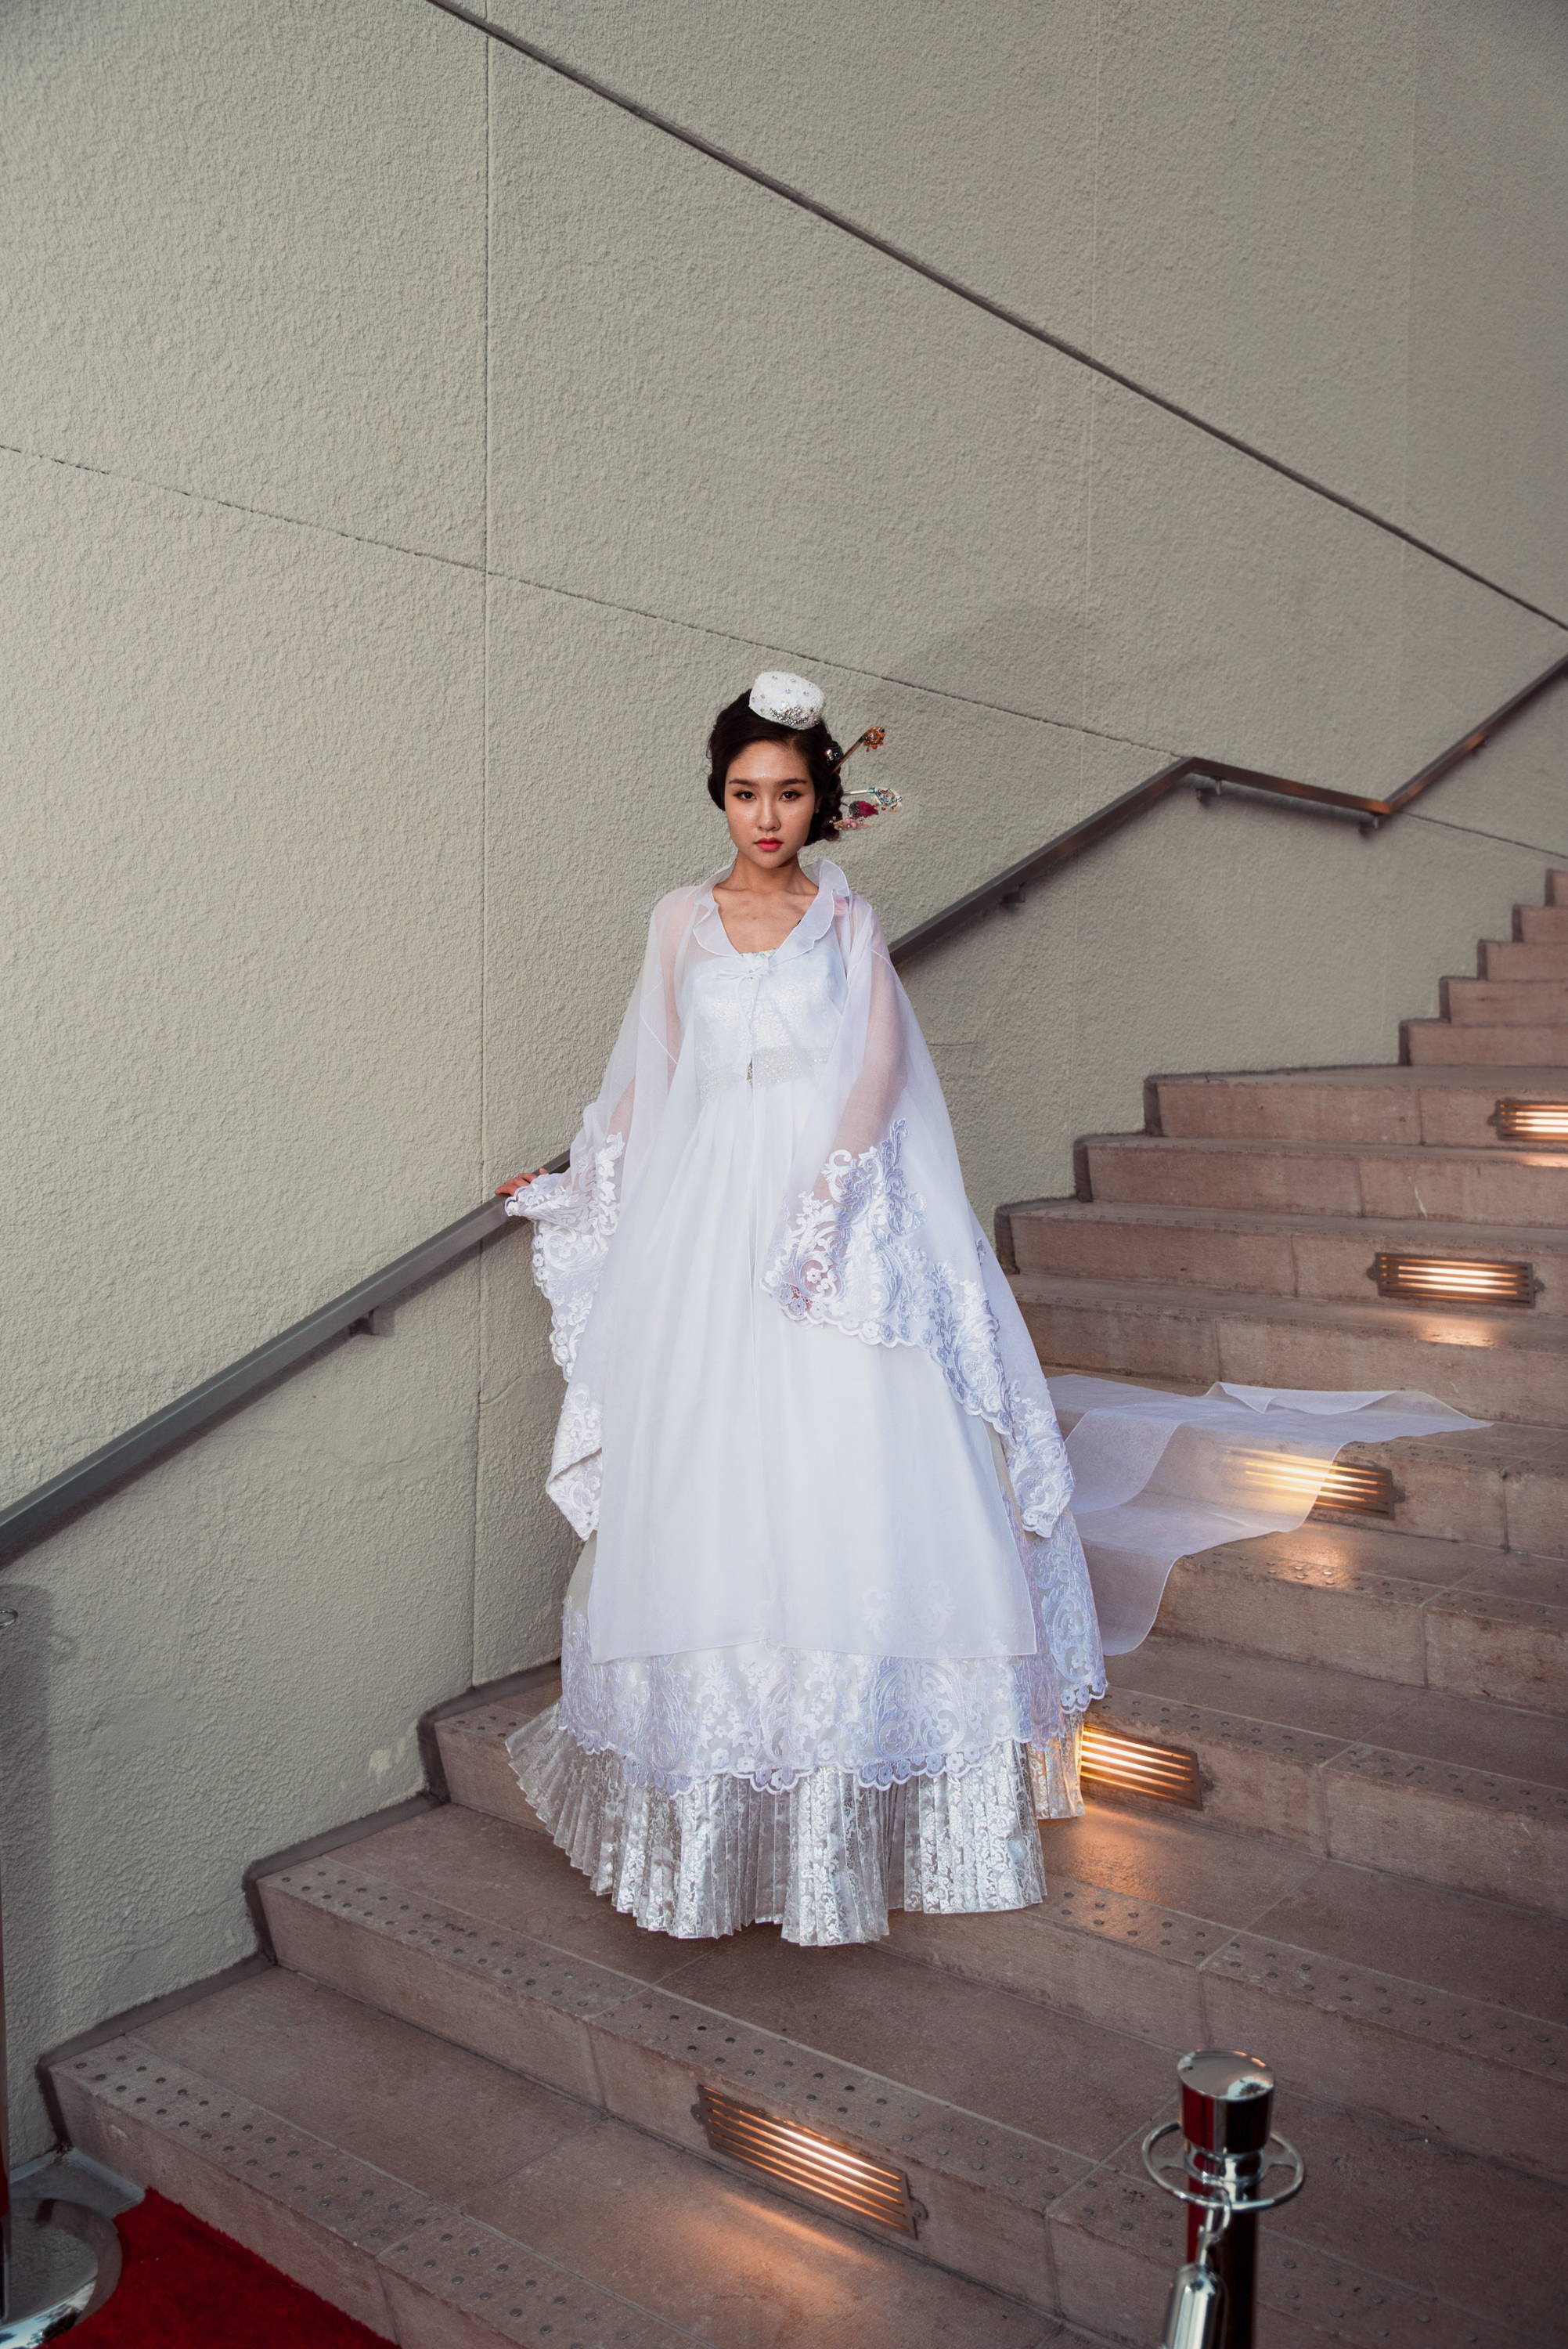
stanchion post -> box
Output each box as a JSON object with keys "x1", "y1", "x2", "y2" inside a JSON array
[
  {"x1": 1143, "y1": 2049, "x2": 1304, "y2": 2349},
  {"x1": 1177, "y1": 2052, "x2": 1273, "y2": 2349}
]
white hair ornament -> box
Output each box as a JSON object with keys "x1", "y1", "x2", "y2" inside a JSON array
[{"x1": 748, "y1": 669, "x2": 826, "y2": 730}]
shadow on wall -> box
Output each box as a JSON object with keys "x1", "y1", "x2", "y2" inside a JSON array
[{"x1": 903, "y1": 600, "x2": 1087, "y2": 731}]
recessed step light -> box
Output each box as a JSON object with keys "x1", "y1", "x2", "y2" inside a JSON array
[
  {"x1": 696, "y1": 2087, "x2": 919, "y2": 2233},
  {"x1": 1369, "y1": 1252, "x2": 1537, "y2": 1306},
  {"x1": 1492, "y1": 1099, "x2": 1568, "y2": 1144},
  {"x1": 1080, "y1": 1723, "x2": 1203, "y2": 1808},
  {"x1": 1309, "y1": 1462, "x2": 1397, "y2": 1520},
  {"x1": 1238, "y1": 1451, "x2": 1396, "y2": 1519}
]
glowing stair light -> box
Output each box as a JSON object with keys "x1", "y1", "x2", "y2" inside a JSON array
[
  {"x1": 1492, "y1": 1099, "x2": 1568, "y2": 1145},
  {"x1": 1237, "y1": 1450, "x2": 1397, "y2": 1519},
  {"x1": 697, "y1": 2087, "x2": 919, "y2": 2233},
  {"x1": 1369, "y1": 1252, "x2": 1537, "y2": 1307},
  {"x1": 1308, "y1": 1462, "x2": 1397, "y2": 1520},
  {"x1": 1080, "y1": 1723, "x2": 1203, "y2": 1808}
]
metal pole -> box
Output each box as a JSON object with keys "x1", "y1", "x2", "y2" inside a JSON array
[
  {"x1": 1144, "y1": 2050, "x2": 1304, "y2": 2349},
  {"x1": 1176, "y1": 2051, "x2": 1274, "y2": 2349}
]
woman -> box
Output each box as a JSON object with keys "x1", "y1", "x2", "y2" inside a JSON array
[{"x1": 498, "y1": 670, "x2": 1105, "y2": 1945}]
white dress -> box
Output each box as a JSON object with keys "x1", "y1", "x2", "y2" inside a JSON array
[{"x1": 506, "y1": 859, "x2": 1105, "y2": 1944}]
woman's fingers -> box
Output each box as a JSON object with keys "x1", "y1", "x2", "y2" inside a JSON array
[{"x1": 494, "y1": 1166, "x2": 547, "y2": 1196}]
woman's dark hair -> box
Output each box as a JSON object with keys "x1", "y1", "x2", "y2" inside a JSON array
[{"x1": 706, "y1": 694, "x2": 843, "y2": 844}]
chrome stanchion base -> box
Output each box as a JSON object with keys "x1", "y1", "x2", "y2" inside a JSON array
[{"x1": 1, "y1": 2199, "x2": 120, "y2": 2344}]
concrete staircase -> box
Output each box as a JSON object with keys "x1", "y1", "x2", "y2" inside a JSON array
[{"x1": 49, "y1": 878, "x2": 1568, "y2": 2349}]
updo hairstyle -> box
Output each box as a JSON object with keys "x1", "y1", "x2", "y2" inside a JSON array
[{"x1": 706, "y1": 693, "x2": 844, "y2": 845}]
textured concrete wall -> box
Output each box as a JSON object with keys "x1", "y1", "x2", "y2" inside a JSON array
[{"x1": 2, "y1": 0, "x2": 1566, "y2": 2157}]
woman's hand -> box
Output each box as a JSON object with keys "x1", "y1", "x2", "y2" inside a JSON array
[{"x1": 495, "y1": 1166, "x2": 550, "y2": 1196}]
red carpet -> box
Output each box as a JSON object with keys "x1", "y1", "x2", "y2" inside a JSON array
[{"x1": 78, "y1": 2189, "x2": 387, "y2": 2347}]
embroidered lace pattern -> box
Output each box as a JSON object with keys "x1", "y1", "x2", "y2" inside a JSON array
[
  {"x1": 555, "y1": 1508, "x2": 1101, "y2": 1795},
  {"x1": 1016, "y1": 1512, "x2": 1105, "y2": 1719},
  {"x1": 504, "y1": 1131, "x2": 623, "y2": 1377},
  {"x1": 505, "y1": 1137, "x2": 625, "y2": 1533},
  {"x1": 762, "y1": 1118, "x2": 1076, "y2": 1541},
  {"x1": 546, "y1": 1381, "x2": 603, "y2": 1542}
]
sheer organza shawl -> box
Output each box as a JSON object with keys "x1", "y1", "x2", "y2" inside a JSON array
[
  {"x1": 508, "y1": 858, "x2": 1087, "y2": 1673},
  {"x1": 1051, "y1": 1376, "x2": 1489, "y2": 1653}
]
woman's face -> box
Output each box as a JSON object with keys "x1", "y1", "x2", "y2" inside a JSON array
[{"x1": 723, "y1": 739, "x2": 816, "y2": 874}]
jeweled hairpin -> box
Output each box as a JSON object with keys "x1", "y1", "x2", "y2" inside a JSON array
[
  {"x1": 827, "y1": 727, "x2": 899, "y2": 830},
  {"x1": 827, "y1": 727, "x2": 885, "y2": 769}
]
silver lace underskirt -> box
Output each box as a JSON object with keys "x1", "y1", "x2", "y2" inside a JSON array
[{"x1": 507, "y1": 1704, "x2": 1084, "y2": 1947}]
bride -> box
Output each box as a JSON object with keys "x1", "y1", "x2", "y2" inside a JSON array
[{"x1": 497, "y1": 669, "x2": 1105, "y2": 1945}]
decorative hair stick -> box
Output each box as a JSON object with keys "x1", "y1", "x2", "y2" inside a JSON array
[
  {"x1": 828, "y1": 727, "x2": 886, "y2": 770},
  {"x1": 828, "y1": 727, "x2": 899, "y2": 830}
]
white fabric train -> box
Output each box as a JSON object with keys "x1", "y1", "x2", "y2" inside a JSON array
[{"x1": 1050, "y1": 1376, "x2": 1491, "y2": 1654}]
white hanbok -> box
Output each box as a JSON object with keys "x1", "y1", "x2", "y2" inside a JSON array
[{"x1": 506, "y1": 857, "x2": 1105, "y2": 1943}]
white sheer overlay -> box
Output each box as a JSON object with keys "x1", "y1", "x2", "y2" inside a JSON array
[
  {"x1": 504, "y1": 857, "x2": 1105, "y2": 1911},
  {"x1": 509, "y1": 857, "x2": 1098, "y2": 1685},
  {"x1": 1049, "y1": 1376, "x2": 1490, "y2": 1654}
]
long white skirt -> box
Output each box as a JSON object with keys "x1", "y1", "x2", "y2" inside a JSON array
[{"x1": 510, "y1": 1058, "x2": 1092, "y2": 1945}]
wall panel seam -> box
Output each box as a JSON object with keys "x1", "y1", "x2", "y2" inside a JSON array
[
  {"x1": 1404, "y1": 810, "x2": 1568, "y2": 860},
  {"x1": 0, "y1": 425, "x2": 1188, "y2": 760},
  {"x1": 424, "y1": 0, "x2": 1568, "y2": 634},
  {"x1": 472, "y1": 34, "x2": 493, "y2": 1687},
  {"x1": 0, "y1": 437, "x2": 485, "y2": 579},
  {"x1": 480, "y1": 557, "x2": 1182, "y2": 756}
]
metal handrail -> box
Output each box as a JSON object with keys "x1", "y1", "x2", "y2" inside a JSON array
[
  {"x1": 0, "y1": 1201, "x2": 514, "y2": 1564},
  {"x1": 3, "y1": 644, "x2": 1564, "y2": 1568},
  {"x1": 889, "y1": 649, "x2": 1568, "y2": 962}
]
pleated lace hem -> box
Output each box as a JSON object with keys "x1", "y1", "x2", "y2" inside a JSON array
[{"x1": 506, "y1": 1703, "x2": 1084, "y2": 1947}]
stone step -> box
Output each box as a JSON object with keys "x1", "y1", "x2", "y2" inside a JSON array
[
  {"x1": 1011, "y1": 1273, "x2": 1568, "y2": 1424},
  {"x1": 49, "y1": 1968, "x2": 1078, "y2": 2349},
  {"x1": 250, "y1": 1805, "x2": 1161, "y2": 2321},
  {"x1": 1032, "y1": 1362, "x2": 1568, "y2": 1560},
  {"x1": 1003, "y1": 1199, "x2": 1568, "y2": 1314},
  {"x1": 1080, "y1": 1132, "x2": 1568, "y2": 1225},
  {"x1": 232, "y1": 1798, "x2": 1568, "y2": 2343},
  {"x1": 1148, "y1": 1063, "x2": 1566, "y2": 1149},
  {"x1": 1518, "y1": 904, "x2": 1568, "y2": 943},
  {"x1": 1444, "y1": 978, "x2": 1568, "y2": 1025},
  {"x1": 428, "y1": 1691, "x2": 1568, "y2": 2186},
  {"x1": 1101, "y1": 1636, "x2": 1568, "y2": 1917},
  {"x1": 898, "y1": 1801, "x2": 1568, "y2": 2186},
  {"x1": 1043, "y1": 2097, "x2": 1563, "y2": 2349},
  {"x1": 434, "y1": 1678, "x2": 559, "y2": 1835},
  {"x1": 1483, "y1": 939, "x2": 1568, "y2": 980},
  {"x1": 1404, "y1": 1016, "x2": 1568, "y2": 1064},
  {"x1": 1149, "y1": 1522, "x2": 1568, "y2": 1709}
]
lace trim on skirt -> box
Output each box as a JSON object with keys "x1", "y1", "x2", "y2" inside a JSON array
[
  {"x1": 553, "y1": 1509, "x2": 1103, "y2": 1798},
  {"x1": 507, "y1": 1704, "x2": 1083, "y2": 1947}
]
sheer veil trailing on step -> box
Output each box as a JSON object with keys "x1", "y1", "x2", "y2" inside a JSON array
[
  {"x1": 510, "y1": 855, "x2": 1101, "y2": 1701},
  {"x1": 1050, "y1": 1377, "x2": 1490, "y2": 1654}
]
